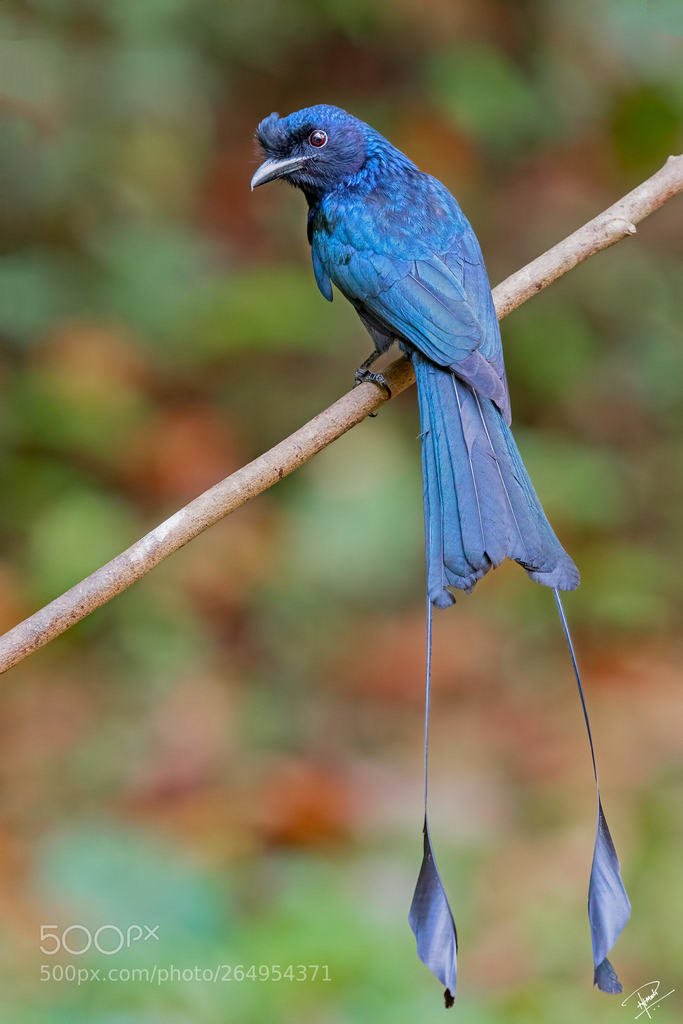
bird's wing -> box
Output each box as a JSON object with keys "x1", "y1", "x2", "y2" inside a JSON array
[{"x1": 329, "y1": 216, "x2": 510, "y2": 421}]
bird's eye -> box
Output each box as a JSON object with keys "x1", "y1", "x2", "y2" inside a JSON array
[{"x1": 309, "y1": 129, "x2": 328, "y2": 148}]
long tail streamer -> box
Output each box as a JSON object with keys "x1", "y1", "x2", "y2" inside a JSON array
[
  {"x1": 408, "y1": 594, "x2": 458, "y2": 1007},
  {"x1": 408, "y1": 584, "x2": 630, "y2": 1005},
  {"x1": 553, "y1": 588, "x2": 631, "y2": 993}
]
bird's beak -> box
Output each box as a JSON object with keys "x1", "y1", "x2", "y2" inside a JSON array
[{"x1": 250, "y1": 155, "x2": 309, "y2": 190}]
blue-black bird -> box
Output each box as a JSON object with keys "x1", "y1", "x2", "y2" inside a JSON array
[{"x1": 251, "y1": 104, "x2": 630, "y2": 1006}]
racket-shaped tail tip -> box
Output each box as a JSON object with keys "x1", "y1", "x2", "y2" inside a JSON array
[
  {"x1": 409, "y1": 823, "x2": 458, "y2": 1005},
  {"x1": 589, "y1": 803, "x2": 631, "y2": 993}
]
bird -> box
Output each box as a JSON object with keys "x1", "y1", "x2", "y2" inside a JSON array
[{"x1": 251, "y1": 103, "x2": 630, "y2": 1006}]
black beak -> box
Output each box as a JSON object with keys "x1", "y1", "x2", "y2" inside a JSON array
[{"x1": 250, "y1": 155, "x2": 309, "y2": 190}]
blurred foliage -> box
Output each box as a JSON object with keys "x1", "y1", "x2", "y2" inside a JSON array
[{"x1": 0, "y1": 0, "x2": 681, "y2": 1021}]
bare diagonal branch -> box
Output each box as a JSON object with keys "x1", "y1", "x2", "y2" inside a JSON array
[{"x1": 1, "y1": 155, "x2": 681, "y2": 674}]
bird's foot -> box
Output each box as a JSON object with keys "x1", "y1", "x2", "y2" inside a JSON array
[{"x1": 353, "y1": 367, "x2": 392, "y2": 399}]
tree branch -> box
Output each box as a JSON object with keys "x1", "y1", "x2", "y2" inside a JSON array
[{"x1": 1, "y1": 155, "x2": 681, "y2": 674}]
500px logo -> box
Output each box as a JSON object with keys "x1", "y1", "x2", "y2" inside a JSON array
[{"x1": 40, "y1": 924, "x2": 160, "y2": 956}]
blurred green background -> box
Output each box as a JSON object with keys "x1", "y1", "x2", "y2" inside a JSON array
[{"x1": 0, "y1": 1, "x2": 682, "y2": 1021}]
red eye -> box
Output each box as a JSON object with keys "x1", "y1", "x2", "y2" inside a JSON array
[{"x1": 309, "y1": 129, "x2": 328, "y2": 148}]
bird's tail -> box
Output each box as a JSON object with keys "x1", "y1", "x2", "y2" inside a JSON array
[{"x1": 413, "y1": 350, "x2": 579, "y2": 607}]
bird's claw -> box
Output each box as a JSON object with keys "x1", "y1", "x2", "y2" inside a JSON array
[{"x1": 353, "y1": 367, "x2": 392, "y2": 399}]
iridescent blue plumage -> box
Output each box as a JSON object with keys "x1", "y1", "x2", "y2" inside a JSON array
[
  {"x1": 252, "y1": 103, "x2": 629, "y2": 1003},
  {"x1": 256, "y1": 105, "x2": 579, "y2": 603}
]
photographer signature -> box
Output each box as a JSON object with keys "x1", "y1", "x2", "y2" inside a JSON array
[{"x1": 621, "y1": 980, "x2": 675, "y2": 1020}]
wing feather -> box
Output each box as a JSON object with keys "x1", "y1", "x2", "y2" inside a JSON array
[{"x1": 313, "y1": 179, "x2": 511, "y2": 418}]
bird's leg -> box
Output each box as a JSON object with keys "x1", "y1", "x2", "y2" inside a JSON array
[{"x1": 353, "y1": 350, "x2": 392, "y2": 399}]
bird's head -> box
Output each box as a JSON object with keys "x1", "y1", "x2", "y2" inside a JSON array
[{"x1": 251, "y1": 104, "x2": 369, "y2": 198}]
